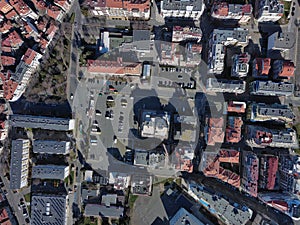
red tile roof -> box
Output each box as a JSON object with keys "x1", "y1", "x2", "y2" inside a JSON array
[
  {"x1": 105, "y1": 0, "x2": 123, "y2": 8},
  {"x1": 4, "y1": 9, "x2": 18, "y2": 19},
  {"x1": 39, "y1": 37, "x2": 49, "y2": 51},
  {"x1": 206, "y1": 117, "x2": 225, "y2": 146},
  {"x1": 47, "y1": 5, "x2": 62, "y2": 20},
  {"x1": 123, "y1": 0, "x2": 150, "y2": 13},
  {"x1": 0, "y1": 0, "x2": 13, "y2": 14},
  {"x1": 31, "y1": 0, "x2": 47, "y2": 11},
  {"x1": 278, "y1": 61, "x2": 295, "y2": 78},
  {"x1": 242, "y1": 4, "x2": 252, "y2": 13},
  {"x1": 0, "y1": 208, "x2": 9, "y2": 223},
  {"x1": 227, "y1": 101, "x2": 246, "y2": 113},
  {"x1": 1, "y1": 56, "x2": 16, "y2": 66},
  {"x1": 203, "y1": 150, "x2": 240, "y2": 187},
  {"x1": 174, "y1": 148, "x2": 194, "y2": 173},
  {"x1": 1, "y1": 220, "x2": 12, "y2": 225},
  {"x1": 2, "y1": 30, "x2": 23, "y2": 49},
  {"x1": 0, "y1": 21, "x2": 13, "y2": 33},
  {"x1": 0, "y1": 72, "x2": 18, "y2": 100},
  {"x1": 22, "y1": 48, "x2": 38, "y2": 65},
  {"x1": 36, "y1": 19, "x2": 47, "y2": 32},
  {"x1": 266, "y1": 156, "x2": 278, "y2": 190},
  {"x1": 45, "y1": 22, "x2": 58, "y2": 40},
  {"x1": 87, "y1": 58, "x2": 142, "y2": 75},
  {"x1": 213, "y1": 2, "x2": 229, "y2": 16},
  {"x1": 255, "y1": 58, "x2": 271, "y2": 76},
  {"x1": 9, "y1": 0, "x2": 31, "y2": 16}
]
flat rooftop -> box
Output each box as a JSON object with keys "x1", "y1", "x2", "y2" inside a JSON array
[
  {"x1": 33, "y1": 140, "x2": 70, "y2": 154},
  {"x1": 9, "y1": 114, "x2": 74, "y2": 131},
  {"x1": 31, "y1": 194, "x2": 67, "y2": 225}
]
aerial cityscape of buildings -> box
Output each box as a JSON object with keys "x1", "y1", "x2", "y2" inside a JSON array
[{"x1": 0, "y1": 0, "x2": 299, "y2": 224}]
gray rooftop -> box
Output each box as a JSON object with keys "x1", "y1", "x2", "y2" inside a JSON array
[
  {"x1": 212, "y1": 28, "x2": 249, "y2": 44},
  {"x1": 251, "y1": 80, "x2": 294, "y2": 96},
  {"x1": 272, "y1": 129, "x2": 297, "y2": 144},
  {"x1": 206, "y1": 78, "x2": 246, "y2": 93},
  {"x1": 272, "y1": 32, "x2": 295, "y2": 49},
  {"x1": 131, "y1": 174, "x2": 153, "y2": 195},
  {"x1": 134, "y1": 150, "x2": 149, "y2": 166},
  {"x1": 161, "y1": 0, "x2": 203, "y2": 11},
  {"x1": 81, "y1": 188, "x2": 99, "y2": 202},
  {"x1": 188, "y1": 182, "x2": 252, "y2": 225},
  {"x1": 170, "y1": 208, "x2": 205, "y2": 225},
  {"x1": 101, "y1": 194, "x2": 117, "y2": 207},
  {"x1": 10, "y1": 139, "x2": 29, "y2": 190},
  {"x1": 33, "y1": 140, "x2": 70, "y2": 154},
  {"x1": 133, "y1": 30, "x2": 150, "y2": 51},
  {"x1": 264, "y1": 0, "x2": 284, "y2": 13},
  {"x1": 31, "y1": 194, "x2": 67, "y2": 225},
  {"x1": 32, "y1": 165, "x2": 69, "y2": 180},
  {"x1": 9, "y1": 114, "x2": 74, "y2": 131},
  {"x1": 84, "y1": 204, "x2": 124, "y2": 218},
  {"x1": 251, "y1": 103, "x2": 295, "y2": 121}
]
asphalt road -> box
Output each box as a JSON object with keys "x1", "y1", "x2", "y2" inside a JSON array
[{"x1": 0, "y1": 175, "x2": 29, "y2": 225}]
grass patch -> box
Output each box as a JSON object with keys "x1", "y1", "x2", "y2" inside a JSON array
[
  {"x1": 70, "y1": 170, "x2": 75, "y2": 184},
  {"x1": 70, "y1": 13, "x2": 75, "y2": 23},
  {"x1": 129, "y1": 194, "x2": 138, "y2": 209},
  {"x1": 81, "y1": 8, "x2": 89, "y2": 17},
  {"x1": 79, "y1": 217, "x2": 97, "y2": 225},
  {"x1": 24, "y1": 193, "x2": 31, "y2": 202},
  {"x1": 284, "y1": 1, "x2": 291, "y2": 11}
]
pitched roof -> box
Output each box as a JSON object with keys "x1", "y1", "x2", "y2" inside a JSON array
[
  {"x1": 2, "y1": 30, "x2": 23, "y2": 48},
  {"x1": 0, "y1": 20, "x2": 13, "y2": 33},
  {"x1": 0, "y1": 0, "x2": 13, "y2": 14},
  {"x1": 4, "y1": 9, "x2": 18, "y2": 19},
  {"x1": 47, "y1": 5, "x2": 62, "y2": 20},
  {"x1": 9, "y1": 0, "x2": 31, "y2": 16},
  {"x1": 31, "y1": 0, "x2": 47, "y2": 11},
  {"x1": 206, "y1": 117, "x2": 225, "y2": 146},
  {"x1": 22, "y1": 48, "x2": 38, "y2": 65},
  {"x1": 0, "y1": 72, "x2": 18, "y2": 100},
  {"x1": 0, "y1": 56, "x2": 16, "y2": 66}
]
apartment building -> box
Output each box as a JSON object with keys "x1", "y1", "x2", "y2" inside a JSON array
[
  {"x1": 31, "y1": 194, "x2": 68, "y2": 225},
  {"x1": 255, "y1": 0, "x2": 283, "y2": 22},
  {"x1": 212, "y1": 2, "x2": 252, "y2": 23},
  {"x1": 250, "y1": 80, "x2": 294, "y2": 96},
  {"x1": 160, "y1": 0, "x2": 204, "y2": 20},
  {"x1": 279, "y1": 155, "x2": 300, "y2": 194},
  {"x1": 87, "y1": 58, "x2": 142, "y2": 76},
  {"x1": 208, "y1": 28, "x2": 249, "y2": 74},
  {"x1": 10, "y1": 48, "x2": 42, "y2": 102},
  {"x1": 10, "y1": 139, "x2": 30, "y2": 189},
  {"x1": 268, "y1": 32, "x2": 295, "y2": 59},
  {"x1": 33, "y1": 140, "x2": 70, "y2": 154},
  {"x1": 9, "y1": 114, "x2": 75, "y2": 131},
  {"x1": 206, "y1": 78, "x2": 246, "y2": 94},
  {"x1": 246, "y1": 125, "x2": 298, "y2": 149},
  {"x1": 247, "y1": 102, "x2": 295, "y2": 123},
  {"x1": 273, "y1": 60, "x2": 295, "y2": 80},
  {"x1": 88, "y1": 0, "x2": 151, "y2": 20},
  {"x1": 252, "y1": 58, "x2": 271, "y2": 79},
  {"x1": 32, "y1": 165, "x2": 70, "y2": 180},
  {"x1": 242, "y1": 151, "x2": 259, "y2": 197},
  {"x1": 231, "y1": 53, "x2": 251, "y2": 78}
]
